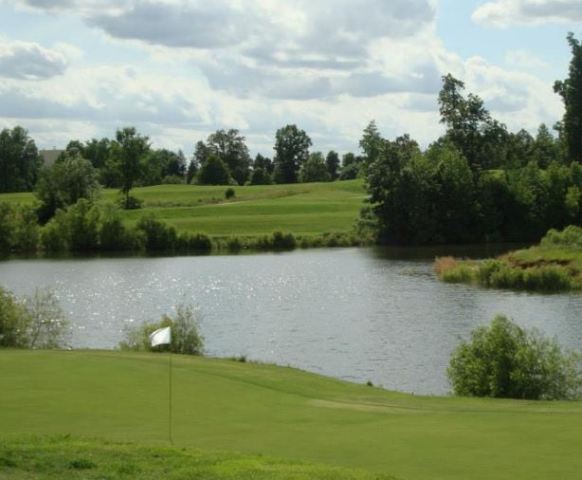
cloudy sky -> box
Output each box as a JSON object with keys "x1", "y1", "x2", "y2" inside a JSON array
[{"x1": 0, "y1": 0, "x2": 579, "y2": 156}]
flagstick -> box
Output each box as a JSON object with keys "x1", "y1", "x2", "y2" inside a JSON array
[{"x1": 169, "y1": 350, "x2": 173, "y2": 445}]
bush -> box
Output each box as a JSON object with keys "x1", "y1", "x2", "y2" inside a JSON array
[
  {"x1": 225, "y1": 188, "x2": 236, "y2": 200},
  {"x1": 161, "y1": 175, "x2": 184, "y2": 185},
  {"x1": 0, "y1": 287, "x2": 28, "y2": 347},
  {"x1": 117, "y1": 195, "x2": 143, "y2": 210},
  {"x1": 448, "y1": 315, "x2": 581, "y2": 400},
  {"x1": 120, "y1": 304, "x2": 203, "y2": 355},
  {"x1": 135, "y1": 215, "x2": 178, "y2": 252},
  {"x1": 541, "y1": 225, "x2": 582, "y2": 249},
  {"x1": 0, "y1": 287, "x2": 68, "y2": 349}
]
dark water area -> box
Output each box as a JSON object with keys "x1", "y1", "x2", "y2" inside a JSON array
[{"x1": 0, "y1": 246, "x2": 580, "y2": 395}]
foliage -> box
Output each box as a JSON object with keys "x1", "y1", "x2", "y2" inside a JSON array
[
  {"x1": 207, "y1": 129, "x2": 251, "y2": 185},
  {"x1": 273, "y1": 124, "x2": 312, "y2": 184},
  {"x1": 0, "y1": 287, "x2": 68, "y2": 349},
  {"x1": 35, "y1": 153, "x2": 101, "y2": 222},
  {"x1": 300, "y1": 152, "x2": 330, "y2": 183},
  {"x1": 111, "y1": 127, "x2": 151, "y2": 209},
  {"x1": 249, "y1": 167, "x2": 272, "y2": 185},
  {"x1": 197, "y1": 154, "x2": 232, "y2": 185},
  {"x1": 0, "y1": 126, "x2": 41, "y2": 193},
  {"x1": 120, "y1": 304, "x2": 203, "y2": 355},
  {"x1": 22, "y1": 288, "x2": 69, "y2": 349},
  {"x1": 0, "y1": 287, "x2": 28, "y2": 347},
  {"x1": 554, "y1": 33, "x2": 582, "y2": 164},
  {"x1": 224, "y1": 187, "x2": 236, "y2": 200},
  {"x1": 326, "y1": 150, "x2": 340, "y2": 180},
  {"x1": 541, "y1": 225, "x2": 582, "y2": 249},
  {"x1": 448, "y1": 315, "x2": 581, "y2": 400},
  {"x1": 0, "y1": 203, "x2": 39, "y2": 254}
]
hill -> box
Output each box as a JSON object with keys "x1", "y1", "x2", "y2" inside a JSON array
[{"x1": 0, "y1": 180, "x2": 366, "y2": 238}]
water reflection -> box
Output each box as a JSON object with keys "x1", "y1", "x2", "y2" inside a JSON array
[{"x1": 0, "y1": 247, "x2": 580, "y2": 395}]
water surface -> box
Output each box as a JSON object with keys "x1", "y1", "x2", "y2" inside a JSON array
[{"x1": 1, "y1": 247, "x2": 580, "y2": 395}]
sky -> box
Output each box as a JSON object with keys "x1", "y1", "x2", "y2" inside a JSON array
[{"x1": 0, "y1": 0, "x2": 580, "y2": 157}]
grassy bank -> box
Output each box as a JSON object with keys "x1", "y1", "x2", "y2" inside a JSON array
[
  {"x1": 435, "y1": 226, "x2": 582, "y2": 293},
  {"x1": 2, "y1": 351, "x2": 582, "y2": 480},
  {"x1": 0, "y1": 180, "x2": 366, "y2": 238},
  {"x1": 0, "y1": 437, "x2": 393, "y2": 480}
]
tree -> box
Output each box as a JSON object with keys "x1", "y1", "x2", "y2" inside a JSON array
[
  {"x1": 253, "y1": 154, "x2": 274, "y2": 175},
  {"x1": 111, "y1": 127, "x2": 150, "y2": 208},
  {"x1": 35, "y1": 153, "x2": 101, "y2": 222},
  {"x1": 554, "y1": 33, "x2": 582, "y2": 164},
  {"x1": 532, "y1": 124, "x2": 561, "y2": 167},
  {"x1": 300, "y1": 152, "x2": 331, "y2": 183},
  {"x1": 142, "y1": 149, "x2": 186, "y2": 185},
  {"x1": 0, "y1": 126, "x2": 42, "y2": 193},
  {"x1": 448, "y1": 315, "x2": 581, "y2": 400},
  {"x1": 326, "y1": 150, "x2": 340, "y2": 180},
  {"x1": 207, "y1": 129, "x2": 251, "y2": 185},
  {"x1": 359, "y1": 121, "x2": 383, "y2": 172},
  {"x1": 197, "y1": 154, "x2": 232, "y2": 185},
  {"x1": 83, "y1": 138, "x2": 111, "y2": 169},
  {"x1": 186, "y1": 159, "x2": 198, "y2": 184},
  {"x1": 438, "y1": 74, "x2": 509, "y2": 173},
  {"x1": 273, "y1": 125, "x2": 312, "y2": 184}
]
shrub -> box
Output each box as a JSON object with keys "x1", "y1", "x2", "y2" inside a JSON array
[
  {"x1": 120, "y1": 304, "x2": 203, "y2": 355},
  {"x1": 0, "y1": 287, "x2": 28, "y2": 347},
  {"x1": 0, "y1": 287, "x2": 68, "y2": 349},
  {"x1": 224, "y1": 188, "x2": 236, "y2": 200},
  {"x1": 23, "y1": 289, "x2": 69, "y2": 349},
  {"x1": 117, "y1": 195, "x2": 143, "y2": 210},
  {"x1": 161, "y1": 175, "x2": 184, "y2": 185},
  {"x1": 135, "y1": 215, "x2": 178, "y2": 252},
  {"x1": 448, "y1": 315, "x2": 581, "y2": 400},
  {"x1": 271, "y1": 231, "x2": 296, "y2": 250},
  {"x1": 541, "y1": 225, "x2": 582, "y2": 249}
]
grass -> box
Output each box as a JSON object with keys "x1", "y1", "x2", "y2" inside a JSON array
[
  {"x1": 435, "y1": 227, "x2": 582, "y2": 293},
  {"x1": 0, "y1": 437, "x2": 394, "y2": 480},
  {"x1": 2, "y1": 350, "x2": 582, "y2": 480},
  {"x1": 0, "y1": 180, "x2": 366, "y2": 238}
]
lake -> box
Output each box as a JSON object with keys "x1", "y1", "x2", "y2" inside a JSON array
[{"x1": 1, "y1": 247, "x2": 581, "y2": 395}]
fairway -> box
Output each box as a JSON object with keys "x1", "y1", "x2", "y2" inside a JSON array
[
  {"x1": 0, "y1": 180, "x2": 366, "y2": 237},
  {"x1": 1, "y1": 351, "x2": 581, "y2": 480}
]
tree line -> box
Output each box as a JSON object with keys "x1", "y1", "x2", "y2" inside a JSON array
[{"x1": 360, "y1": 33, "x2": 582, "y2": 245}]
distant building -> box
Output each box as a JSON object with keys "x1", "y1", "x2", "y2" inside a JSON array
[{"x1": 39, "y1": 149, "x2": 65, "y2": 168}]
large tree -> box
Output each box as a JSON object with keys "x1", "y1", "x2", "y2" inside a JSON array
[
  {"x1": 0, "y1": 126, "x2": 41, "y2": 193},
  {"x1": 554, "y1": 33, "x2": 582, "y2": 164},
  {"x1": 206, "y1": 129, "x2": 250, "y2": 185},
  {"x1": 273, "y1": 125, "x2": 312, "y2": 184},
  {"x1": 438, "y1": 74, "x2": 509, "y2": 172},
  {"x1": 300, "y1": 152, "x2": 330, "y2": 183},
  {"x1": 111, "y1": 127, "x2": 150, "y2": 208}
]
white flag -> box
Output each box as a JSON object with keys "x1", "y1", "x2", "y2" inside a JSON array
[{"x1": 150, "y1": 327, "x2": 171, "y2": 347}]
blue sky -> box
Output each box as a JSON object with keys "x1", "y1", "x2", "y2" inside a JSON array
[{"x1": 0, "y1": 0, "x2": 580, "y2": 156}]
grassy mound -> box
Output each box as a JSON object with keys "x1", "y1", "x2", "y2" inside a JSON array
[
  {"x1": 0, "y1": 436, "x2": 394, "y2": 480},
  {"x1": 435, "y1": 226, "x2": 582, "y2": 293},
  {"x1": 0, "y1": 180, "x2": 366, "y2": 238},
  {"x1": 2, "y1": 351, "x2": 582, "y2": 480}
]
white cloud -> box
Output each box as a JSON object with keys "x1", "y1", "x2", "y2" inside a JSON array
[
  {"x1": 0, "y1": 38, "x2": 69, "y2": 80},
  {"x1": 473, "y1": 0, "x2": 582, "y2": 27},
  {"x1": 505, "y1": 49, "x2": 549, "y2": 69}
]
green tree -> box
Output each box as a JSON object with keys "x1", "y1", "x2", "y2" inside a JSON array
[
  {"x1": 300, "y1": 152, "x2": 331, "y2": 183},
  {"x1": 359, "y1": 121, "x2": 383, "y2": 172},
  {"x1": 554, "y1": 33, "x2": 582, "y2": 164},
  {"x1": 532, "y1": 124, "x2": 562, "y2": 167},
  {"x1": 197, "y1": 154, "x2": 232, "y2": 185},
  {"x1": 207, "y1": 129, "x2": 251, "y2": 185},
  {"x1": 0, "y1": 126, "x2": 42, "y2": 193},
  {"x1": 253, "y1": 154, "x2": 274, "y2": 175},
  {"x1": 35, "y1": 153, "x2": 101, "y2": 222},
  {"x1": 112, "y1": 127, "x2": 151, "y2": 208},
  {"x1": 438, "y1": 74, "x2": 509, "y2": 172},
  {"x1": 273, "y1": 125, "x2": 312, "y2": 184},
  {"x1": 186, "y1": 159, "x2": 198, "y2": 184},
  {"x1": 325, "y1": 150, "x2": 340, "y2": 180},
  {"x1": 448, "y1": 315, "x2": 581, "y2": 400}
]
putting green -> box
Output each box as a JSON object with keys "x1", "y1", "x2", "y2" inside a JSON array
[{"x1": 1, "y1": 351, "x2": 581, "y2": 480}]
